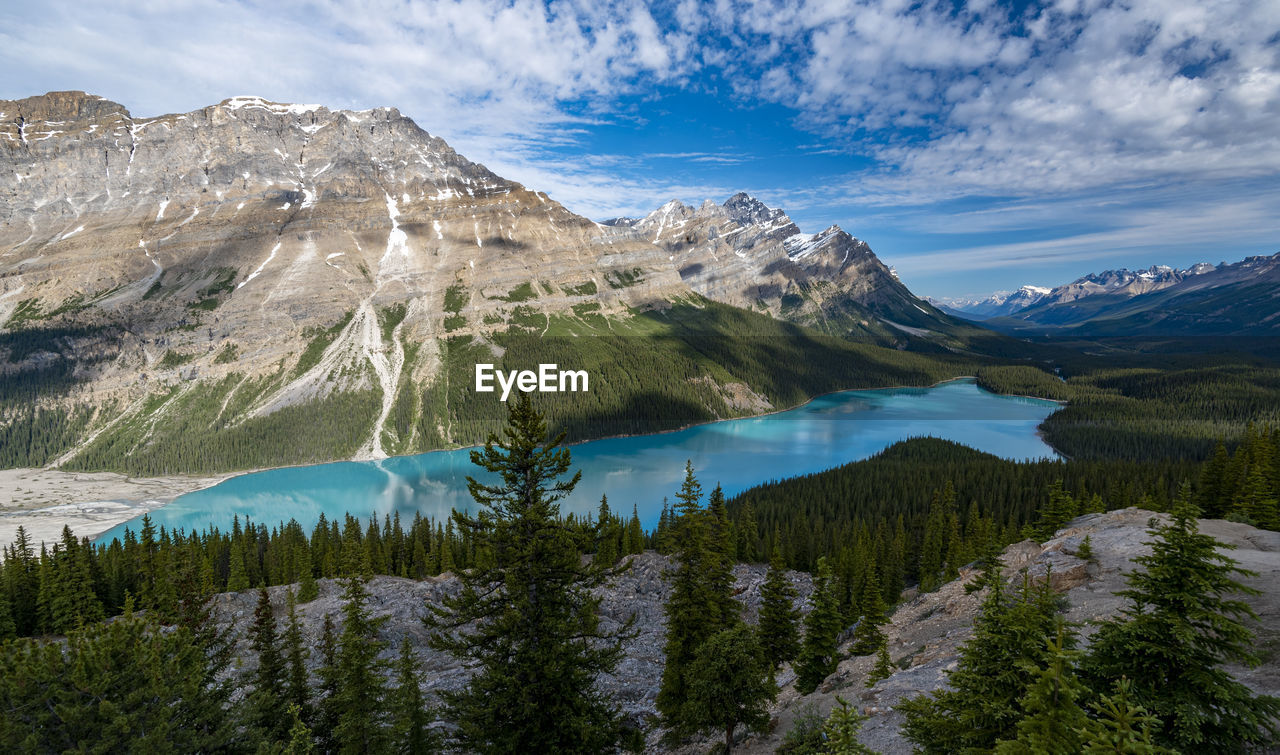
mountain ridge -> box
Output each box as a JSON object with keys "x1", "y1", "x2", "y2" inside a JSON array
[{"x1": 1, "y1": 90, "x2": 975, "y2": 475}]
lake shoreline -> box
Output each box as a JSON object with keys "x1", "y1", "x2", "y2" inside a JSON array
[{"x1": 4, "y1": 375, "x2": 1068, "y2": 548}]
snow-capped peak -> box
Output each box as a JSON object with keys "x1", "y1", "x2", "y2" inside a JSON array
[{"x1": 221, "y1": 96, "x2": 324, "y2": 116}]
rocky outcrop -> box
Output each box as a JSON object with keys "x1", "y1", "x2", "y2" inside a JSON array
[
  {"x1": 737, "y1": 508, "x2": 1280, "y2": 754},
  {"x1": 210, "y1": 510, "x2": 1280, "y2": 753},
  {"x1": 212, "y1": 551, "x2": 814, "y2": 730}
]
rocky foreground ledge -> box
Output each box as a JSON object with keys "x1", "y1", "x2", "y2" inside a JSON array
[{"x1": 209, "y1": 509, "x2": 1280, "y2": 753}]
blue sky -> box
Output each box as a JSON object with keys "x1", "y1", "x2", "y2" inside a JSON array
[{"x1": 3, "y1": 0, "x2": 1278, "y2": 298}]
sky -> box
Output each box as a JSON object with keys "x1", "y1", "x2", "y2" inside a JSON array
[{"x1": 3, "y1": 0, "x2": 1278, "y2": 299}]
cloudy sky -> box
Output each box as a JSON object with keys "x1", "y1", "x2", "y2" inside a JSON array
[{"x1": 3, "y1": 0, "x2": 1278, "y2": 298}]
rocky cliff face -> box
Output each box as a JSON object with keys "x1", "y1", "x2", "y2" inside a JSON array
[
  {"x1": 209, "y1": 510, "x2": 1280, "y2": 753},
  {"x1": 1, "y1": 92, "x2": 684, "y2": 455}
]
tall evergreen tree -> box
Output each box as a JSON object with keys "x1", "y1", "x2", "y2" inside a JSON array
[
  {"x1": 281, "y1": 588, "x2": 312, "y2": 724},
  {"x1": 389, "y1": 637, "x2": 435, "y2": 754},
  {"x1": 736, "y1": 499, "x2": 759, "y2": 562},
  {"x1": 707, "y1": 483, "x2": 741, "y2": 627},
  {"x1": 850, "y1": 564, "x2": 887, "y2": 656},
  {"x1": 625, "y1": 504, "x2": 645, "y2": 555},
  {"x1": 314, "y1": 614, "x2": 341, "y2": 753},
  {"x1": 796, "y1": 556, "x2": 843, "y2": 695},
  {"x1": 1082, "y1": 486, "x2": 1280, "y2": 751},
  {"x1": 245, "y1": 586, "x2": 290, "y2": 743},
  {"x1": 332, "y1": 576, "x2": 389, "y2": 753},
  {"x1": 681, "y1": 624, "x2": 776, "y2": 754},
  {"x1": 1034, "y1": 480, "x2": 1079, "y2": 541},
  {"x1": 426, "y1": 393, "x2": 632, "y2": 753},
  {"x1": 757, "y1": 540, "x2": 800, "y2": 669},
  {"x1": 596, "y1": 494, "x2": 619, "y2": 566}
]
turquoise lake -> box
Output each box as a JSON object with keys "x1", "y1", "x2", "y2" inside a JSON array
[{"x1": 95, "y1": 379, "x2": 1061, "y2": 541}]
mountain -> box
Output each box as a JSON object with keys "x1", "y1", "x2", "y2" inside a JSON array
[
  {"x1": 0, "y1": 91, "x2": 973, "y2": 475},
  {"x1": 929, "y1": 285, "x2": 1052, "y2": 319},
  {"x1": 606, "y1": 194, "x2": 965, "y2": 341},
  {"x1": 986, "y1": 255, "x2": 1280, "y2": 335}
]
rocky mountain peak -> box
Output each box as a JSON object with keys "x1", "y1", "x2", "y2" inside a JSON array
[
  {"x1": 0, "y1": 90, "x2": 131, "y2": 123},
  {"x1": 722, "y1": 191, "x2": 788, "y2": 227}
]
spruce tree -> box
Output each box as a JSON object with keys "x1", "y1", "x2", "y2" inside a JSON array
[
  {"x1": 1034, "y1": 480, "x2": 1079, "y2": 541},
  {"x1": 625, "y1": 505, "x2": 645, "y2": 555},
  {"x1": 796, "y1": 556, "x2": 843, "y2": 695},
  {"x1": 757, "y1": 540, "x2": 800, "y2": 668},
  {"x1": 821, "y1": 696, "x2": 877, "y2": 754},
  {"x1": 245, "y1": 587, "x2": 290, "y2": 743},
  {"x1": 1078, "y1": 677, "x2": 1173, "y2": 754},
  {"x1": 737, "y1": 499, "x2": 759, "y2": 562},
  {"x1": 332, "y1": 576, "x2": 389, "y2": 753},
  {"x1": 282, "y1": 589, "x2": 312, "y2": 724},
  {"x1": 707, "y1": 483, "x2": 742, "y2": 627},
  {"x1": 0, "y1": 592, "x2": 14, "y2": 641},
  {"x1": 899, "y1": 569, "x2": 1065, "y2": 753},
  {"x1": 596, "y1": 494, "x2": 619, "y2": 566},
  {"x1": 867, "y1": 644, "x2": 894, "y2": 687},
  {"x1": 314, "y1": 614, "x2": 341, "y2": 753},
  {"x1": 850, "y1": 565, "x2": 887, "y2": 656},
  {"x1": 681, "y1": 624, "x2": 776, "y2": 754},
  {"x1": 389, "y1": 637, "x2": 435, "y2": 754},
  {"x1": 994, "y1": 628, "x2": 1089, "y2": 754},
  {"x1": 425, "y1": 393, "x2": 632, "y2": 753},
  {"x1": 1082, "y1": 487, "x2": 1280, "y2": 751},
  {"x1": 658, "y1": 461, "x2": 715, "y2": 732}
]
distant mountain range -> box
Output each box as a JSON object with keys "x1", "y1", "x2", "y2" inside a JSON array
[{"x1": 931, "y1": 256, "x2": 1279, "y2": 335}]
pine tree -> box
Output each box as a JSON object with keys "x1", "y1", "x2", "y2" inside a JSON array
[
  {"x1": 850, "y1": 565, "x2": 887, "y2": 656},
  {"x1": 994, "y1": 627, "x2": 1089, "y2": 754},
  {"x1": 737, "y1": 504, "x2": 752, "y2": 563},
  {"x1": 658, "y1": 461, "x2": 716, "y2": 732},
  {"x1": 1198, "y1": 440, "x2": 1232, "y2": 518},
  {"x1": 867, "y1": 644, "x2": 894, "y2": 687},
  {"x1": 1082, "y1": 486, "x2": 1280, "y2": 751},
  {"x1": 1077, "y1": 534, "x2": 1095, "y2": 563},
  {"x1": 900, "y1": 570, "x2": 1065, "y2": 753},
  {"x1": 245, "y1": 586, "x2": 290, "y2": 743},
  {"x1": 425, "y1": 393, "x2": 632, "y2": 753},
  {"x1": 1034, "y1": 480, "x2": 1079, "y2": 541},
  {"x1": 0, "y1": 592, "x2": 15, "y2": 641},
  {"x1": 332, "y1": 576, "x2": 389, "y2": 753},
  {"x1": 596, "y1": 495, "x2": 619, "y2": 566},
  {"x1": 282, "y1": 589, "x2": 312, "y2": 724},
  {"x1": 1077, "y1": 677, "x2": 1174, "y2": 754},
  {"x1": 681, "y1": 624, "x2": 776, "y2": 754},
  {"x1": 821, "y1": 696, "x2": 878, "y2": 754},
  {"x1": 227, "y1": 534, "x2": 250, "y2": 591},
  {"x1": 314, "y1": 614, "x2": 341, "y2": 753},
  {"x1": 283, "y1": 704, "x2": 316, "y2": 754},
  {"x1": 389, "y1": 637, "x2": 435, "y2": 754},
  {"x1": 625, "y1": 505, "x2": 645, "y2": 555},
  {"x1": 796, "y1": 556, "x2": 843, "y2": 694},
  {"x1": 707, "y1": 483, "x2": 741, "y2": 627},
  {"x1": 757, "y1": 540, "x2": 800, "y2": 668},
  {"x1": 918, "y1": 485, "x2": 955, "y2": 591}
]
